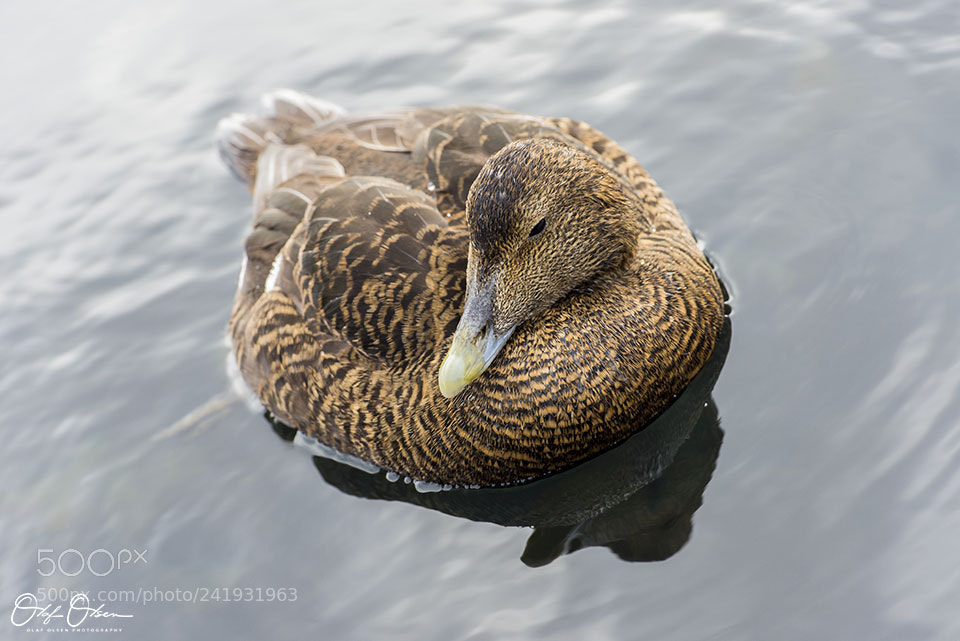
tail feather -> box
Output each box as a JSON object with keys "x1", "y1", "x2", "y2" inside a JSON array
[
  {"x1": 252, "y1": 144, "x2": 345, "y2": 213},
  {"x1": 216, "y1": 89, "x2": 347, "y2": 184},
  {"x1": 260, "y1": 89, "x2": 346, "y2": 127},
  {"x1": 216, "y1": 112, "x2": 273, "y2": 183},
  {"x1": 219, "y1": 92, "x2": 352, "y2": 300}
]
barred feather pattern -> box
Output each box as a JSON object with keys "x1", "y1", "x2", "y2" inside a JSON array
[{"x1": 223, "y1": 94, "x2": 724, "y2": 486}]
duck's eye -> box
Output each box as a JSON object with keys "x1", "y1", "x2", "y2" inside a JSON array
[{"x1": 529, "y1": 218, "x2": 546, "y2": 238}]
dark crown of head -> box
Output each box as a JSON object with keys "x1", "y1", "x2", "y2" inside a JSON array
[{"x1": 467, "y1": 139, "x2": 601, "y2": 255}]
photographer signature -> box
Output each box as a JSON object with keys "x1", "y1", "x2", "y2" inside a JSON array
[{"x1": 10, "y1": 592, "x2": 133, "y2": 628}]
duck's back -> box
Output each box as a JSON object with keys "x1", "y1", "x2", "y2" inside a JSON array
[{"x1": 218, "y1": 91, "x2": 722, "y2": 486}]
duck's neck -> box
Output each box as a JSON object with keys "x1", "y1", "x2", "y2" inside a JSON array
[{"x1": 598, "y1": 188, "x2": 650, "y2": 277}]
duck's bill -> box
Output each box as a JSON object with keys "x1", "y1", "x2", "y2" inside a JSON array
[{"x1": 438, "y1": 324, "x2": 516, "y2": 398}]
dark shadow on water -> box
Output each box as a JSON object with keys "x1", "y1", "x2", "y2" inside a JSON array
[{"x1": 270, "y1": 319, "x2": 731, "y2": 566}]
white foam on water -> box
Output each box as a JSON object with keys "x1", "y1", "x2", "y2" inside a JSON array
[
  {"x1": 384, "y1": 471, "x2": 456, "y2": 491},
  {"x1": 413, "y1": 480, "x2": 443, "y2": 493},
  {"x1": 294, "y1": 432, "x2": 380, "y2": 474}
]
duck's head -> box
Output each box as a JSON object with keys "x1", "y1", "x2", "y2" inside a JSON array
[{"x1": 438, "y1": 138, "x2": 645, "y2": 398}]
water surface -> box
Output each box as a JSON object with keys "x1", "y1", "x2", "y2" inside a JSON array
[{"x1": 2, "y1": 1, "x2": 959, "y2": 639}]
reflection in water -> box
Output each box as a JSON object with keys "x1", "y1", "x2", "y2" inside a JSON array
[
  {"x1": 271, "y1": 319, "x2": 730, "y2": 566},
  {"x1": 521, "y1": 403, "x2": 722, "y2": 566}
]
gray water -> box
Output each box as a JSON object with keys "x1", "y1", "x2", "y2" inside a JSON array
[{"x1": 3, "y1": 1, "x2": 960, "y2": 639}]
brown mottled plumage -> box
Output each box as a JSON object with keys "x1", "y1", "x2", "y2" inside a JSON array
[{"x1": 217, "y1": 90, "x2": 724, "y2": 487}]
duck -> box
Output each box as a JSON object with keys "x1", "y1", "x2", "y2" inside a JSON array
[{"x1": 217, "y1": 90, "x2": 725, "y2": 488}]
